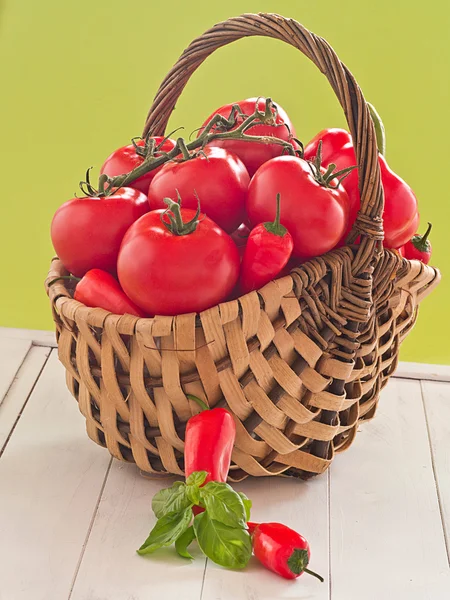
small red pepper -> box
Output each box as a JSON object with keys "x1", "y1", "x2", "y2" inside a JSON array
[
  {"x1": 184, "y1": 396, "x2": 236, "y2": 485},
  {"x1": 240, "y1": 193, "x2": 293, "y2": 294},
  {"x1": 51, "y1": 269, "x2": 146, "y2": 316},
  {"x1": 251, "y1": 522, "x2": 324, "y2": 582},
  {"x1": 400, "y1": 222, "x2": 432, "y2": 264}
]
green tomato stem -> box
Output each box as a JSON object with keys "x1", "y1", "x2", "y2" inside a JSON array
[
  {"x1": 264, "y1": 193, "x2": 287, "y2": 237},
  {"x1": 368, "y1": 102, "x2": 386, "y2": 156}
]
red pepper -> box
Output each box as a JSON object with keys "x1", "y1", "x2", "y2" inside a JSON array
[
  {"x1": 184, "y1": 396, "x2": 236, "y2": 485},
  {"x1": 251, "y1": 522, "x2": 324, "y2": 582},
  {"x1": 239, "y1": 194, "x2": 294, "y2": 294},
  {"x1": 400, "y1": 222, "x2": 432, "y2": 264},
  {"x1": 304, "y1": 119, "x2": 419, "y2": 249},
  {"x1": 51, "y1": 269, "x2": 146, "y2": 316}
]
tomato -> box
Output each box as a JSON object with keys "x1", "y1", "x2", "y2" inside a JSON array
[
  {"x1": 100, "y1": 137, "x2": 177, "y2": 195},
  {"x1": 51, "y1": 187, "x2": 148, "y2": 277},
  {"x1": 117, "y1": 204, "x2": 240, "y2": 316},
  {"x1": 148, "y1": 147, "x2": 249, "y2": 233},
  {"x1": 200, "y1": 98, "x2": 296, "y2": 176},
  {"x1": 247, "y1": 156, "x2": 349, "y2": 259},
  {"x1": 304, "y1": 129, "x2": 419, "y2": 248}
]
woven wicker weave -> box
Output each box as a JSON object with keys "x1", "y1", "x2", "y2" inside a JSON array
[{"x1": 45, "y1": 13, "x2": 440, "y2": 481}]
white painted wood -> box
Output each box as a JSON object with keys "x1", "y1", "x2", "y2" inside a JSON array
[
  {"x1": 70, "y1": 463, "x2": 206, "y2": 600},
  {"x1": 0, "y1": 326, "x2": 57, "y2": 348},
  {"x1": 422, "y1": 380, "x2": 450, "y2": 562},
  {"x1": 0, "y1": 351, "x2": 111, "y2": 600},
  {"x1": 0, "y1": 345, "x2": 51, "y2": 451},
  {"x1": 0, "y1": 337, "x2": 32, "y2": 404},
  {"x1": 201, "y1": 476, "x2": 329, "y2": 600},
  {"x1": 395, "y1": 361, "x2": 450, "y2": 382},
  {"x1": 330, "y1": 378, "x2": 450, "y2": 599}
]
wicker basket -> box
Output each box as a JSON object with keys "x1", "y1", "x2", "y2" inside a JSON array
[{"x1": 45, "y1": 13, "x2": 440, "y2": 481}]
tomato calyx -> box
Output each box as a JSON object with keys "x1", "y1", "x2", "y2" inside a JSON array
[
  {"x1": 263, "y1": 193, "x2": 288, "y2": 237},
  {"x1": 161, "y1": 193, "x2": 201, "y2": 236},
  {"x1": 411, "y1": 222, "x2": 432, "y2": 253},
  {"x1": 287, "y1": 549, "x2": 324, "y2": 582},
  {"x1": 308, "y1": 141, "x2": 357, "y2": 189}
]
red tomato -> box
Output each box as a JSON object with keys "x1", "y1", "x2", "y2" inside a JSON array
[
  {"x1": 200, "y1": 98, "x2": 296, "y2": 176},
  {"x1": 304, "y1": 129, "x2": 419, "y2": 248},
  {"x1": 51, "y1": 187, "x2": 148, "y2": 277},
  {"x1": 148, "y1": 147, "x2": 249, "y2": 233},
  {"x1": 246, "y1": 156, "x2": 349, "y2": 259},
  {"x1": 117, "y1": 208, "x2": 240, "y2": 316},
  {"x1": 100, "y1": 137, "x2": 176, "y2": 195}
]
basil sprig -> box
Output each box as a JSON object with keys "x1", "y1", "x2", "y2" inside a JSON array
[{"x1": 137, "y1": 471, "x2": 252, "y2": 570}]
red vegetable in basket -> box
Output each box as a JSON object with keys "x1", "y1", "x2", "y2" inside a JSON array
[
  {"x1": 100, "y1": 136, "x2": 177, "y2": 195},
  {"x1": 304, "y1": 122, "x2": 419, "y2": 248},
  {"x1": 200, "y1": 97, "x2": 296, "y2": 176},
  {"x1": 400, "y1": 222, "x2": 432, "y2": 264},
  {"x1": 73, "y1": 269, "x2": 147, "y2": 316},
  {"x1": 51, "y1": 186, "x2": 148, "y2": 277},
  {"x1": 251, "y1": 522, "x2": 324, "y2": 582},
  {"x1": 117, "y1": 197, "x2": 240, "y2": 316},
  {"x1": 148, "y1": 146, "x2": 249, "y2": 233},
  {"x1": 240, "y1": 193, "x2": 293, "y2": 294},
  {"x1": 246, "y1": 154, "x2": 350, "y2": 259},
  {"x1": 184, "y1": 396, "x2": 236, "y2": 486}
]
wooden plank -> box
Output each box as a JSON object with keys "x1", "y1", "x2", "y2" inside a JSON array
[
  {"x1": 0, "y1": 345, "x2": 51, "y2": 452},
  {"x1": 395, "y1": 361, "x2": 450, "y2": 383},
  {"x1": 0, "y1": 326, "x2": 57, "y2": 348},
  {"x1": 330, "y1": 378, "x2": 450, "y2": 599},
  {"x1": 201, "y1": 476, "x2": 329, "y2": 600},
  {"x1": 70, "y1": 463, "x2": 207, "y2": 600},
  {"x1": 422, "y1": 380, "x2": 450, "y2": 563},
  {"x1": 0, "y1": 351, "x2": 111, "y2": 600},
  {"x1": 0, "y1": 337, "x2": 32, "y2": 403}
]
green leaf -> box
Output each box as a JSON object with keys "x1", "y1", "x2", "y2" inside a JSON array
[
  {"x1": 175, "y1": 525, "x2": 196, "y2": 559},
  {"x1": 186, "y1": 485, "x2": 201, "y2": 505},
  {"x1": 152, "y1": 481, "x2": 191, "y2": 519},
  {"x1": 186, "y1": 471, "x2": 208, "y2": 487},
  {"x1": 137, "y1": 507, "x2": 192, "y2": 555},
  {"x1": 238, "y1": 492, "x2": 252, "y2": 521},
  {"x1": 200, "y1": 481, "x2": 247, "y2": 528},
  {"x1": 193, "y1": 512, "x2": 252, "y2": 570}
]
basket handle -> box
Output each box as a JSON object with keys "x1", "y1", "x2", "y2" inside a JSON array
[{"x1": 143, "y1": 13, "x2": 384, "y2": 269}]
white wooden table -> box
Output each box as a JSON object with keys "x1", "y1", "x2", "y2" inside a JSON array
[{"x1": 0, "y1": 327, "x2": 449, "y2": 600}]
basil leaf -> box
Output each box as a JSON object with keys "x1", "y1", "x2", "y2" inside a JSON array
[
  {"x1": 137, "y1": 507, "x2": 192, "y2": 555},
  {"x1": 186, "y1": 471, "x2": 208, "y2": 487},
  {"x1": 193, "y1": 512, "x2": 252, "y2": 570},
  {"x1": 186, "y1": 485, "x2": 201, "y2": 505},
  {"x1": 175, "y1": 525, "x2": 196, "y2": 559},
  {"x1": 238, "y1": 492, "x2": 252, "y2": 521},
  {"x1": 152, "y1": 482, "x2": 191, "y2": 519},
  {"x1": 200, "y1": 481, "x2": 246, "y2": 528}
]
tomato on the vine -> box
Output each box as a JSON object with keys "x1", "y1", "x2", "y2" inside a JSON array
[
  {"x1": 148, "y1": 146, "x2": 249, "y2": 233},
  {"x1": 200, "y1": 98, "x2": 296, "y2": 176},
  {"x1": 247, "y1": 155, "x2": 349, "y2": 260},
  {"x1": 117, "y1": 200, "x2": 240, "y2": 316},
  {"x1": 304, "y1": 128, "x2": 419, "y2": 248},
  {"x1": 100, "y1": 136, "x2": 176, "y2": 195},
  {"x1": 51, "y1": 187, "x2": 148, "y2": 277}
]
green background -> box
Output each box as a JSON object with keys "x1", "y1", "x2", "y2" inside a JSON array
[{"x1": 0, "y1": 0, "x2": 448, "y2": 363}]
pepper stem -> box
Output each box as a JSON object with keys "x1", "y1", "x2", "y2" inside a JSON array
[
  {"x1": 412, "y1": 222, "x2": 432, "y2": 252},
  {"x1": 264, "y1": 193, "x2": 287, "y2": 237},
  {"x1": 186, "y1": 394, "x2": 210, "y2": 412},
  {"x1": 287, "y1": 548, "x2": 324, "y2": 582},
  {"x1": 161, "y1": 193, "x2": 201, "y2": 236},
  {"x1": 368, "y1": 102, "x2": 386, "y2": 156}
]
